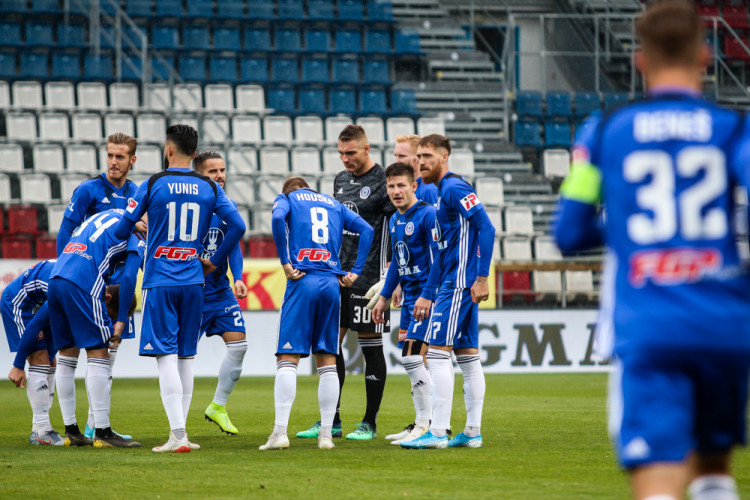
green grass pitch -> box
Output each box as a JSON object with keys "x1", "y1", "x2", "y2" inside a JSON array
[{"x1": 1, "y1": 373, "x2": 748, "y2": 499}]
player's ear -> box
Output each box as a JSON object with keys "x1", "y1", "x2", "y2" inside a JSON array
[
  {"x1": 130, "y1": 154, "x2": 136, "y2": 166},
  {"x1": 634, "y1": 50, "x2": 647, "y2": 76},
  {"x1": 104, "y1": 292, "x2": 113, "y2": 305},
  {"x1": 412, "y1": 181, "x2": 417, "y2": 193}
]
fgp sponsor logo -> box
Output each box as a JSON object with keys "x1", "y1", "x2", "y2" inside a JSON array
[
  {"x1": 297, "y1": 248, "x2": 331, "y2": 262},
  {"x1": 460, "y1": 193, "x2": 480, "y2": 211},
  {"x1": 629, "y1": 248, "x2": 721, "y2": 287},
  {"x1": 63, "y1": 242, "x2": 92, "y2": 260},
  {"x1": 126, "y1": 198, "x2": 138, "y2": 214},
  {"x1": 154, "y1": 246, "x2": 198, "y2": 261}
]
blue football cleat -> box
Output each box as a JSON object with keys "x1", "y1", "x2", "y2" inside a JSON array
[
  {"x1": 85, "y1": 423, "x2": 132, "y2": 440},
  {"x1": 448, "y1": 432, "x2": 483, "y2": 448},
  {"x1": 399, "y1": 430, "x2": 448, "y2": 449}
]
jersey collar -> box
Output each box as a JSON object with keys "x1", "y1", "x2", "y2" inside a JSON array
[{"x1": 648, "y1": 85, "x2": 702, "y2": 98}]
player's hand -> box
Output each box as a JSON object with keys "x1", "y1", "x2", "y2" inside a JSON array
[
  {"x1": 470, "y1": 276, "x2": 490, "y2": 304},
  {"x1": 134, "y1": 219, "x2": 148, "y2": 241},
  {"x1": 372, "y1": 296, "x2": 390, "y2": 324},
  {"x1": 234, "y1": 280, "x2": 248, "y2": 299},
  {"x1": 338, "y1": 272, "x2": 359, "y2": 287},
  {"x1": 364, "y1": 279, "x2": 385, "y2": 309},
  {"x1": 110, "y1": 321, "x2": 126, "y2": 348},
  {"x1": 413, "y1": 297, "x2": 433, "y2": 322},
  {"x1": 392, "y1": 284, "x2": 402, "y2": 309},
  {"x1": 201, "y1": 257, "x2": 217, "y2": 275},
  {"x1": 283, "y1": 263, "x2": 305, "y2": 281},
  {"x1": 8, "y1": 366, "x2": 26, "y2": 388}
]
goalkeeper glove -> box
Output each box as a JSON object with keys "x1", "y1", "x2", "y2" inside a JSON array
[{"x1": 364, "y1": 279, "x2": 385, "y2": 310}]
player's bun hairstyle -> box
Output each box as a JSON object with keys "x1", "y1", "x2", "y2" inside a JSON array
[
  {"x1": 418, "y1": 134, "x2": 452, "y2": 155},
  {"x1": 282, "y1": 176, "x2": 310, "y2": 194},
  {"x1": 105, "y1": 284, "x2": 137, "y2": 318},
  {"x1": 395, "y1": 134, "x2": 421, "y2": 151},
  {"x1": 385, "y1": 162, "x2": 415, "y2": 183},
  {"x1": 338, "y1": 124, "x2": 368, "y2": 144},
  {"x1": 194, "y1": 150, "x2": 224, "y2": 171},
  {"x1": 636, "y1": 0, "x2": 703, "y2": 66},
  {"x1": 166, "y1": 124, "x2": 199, "y2": 158},
  {"x1": 107, "y1": 132, "x2": 137, "y2": 156}
]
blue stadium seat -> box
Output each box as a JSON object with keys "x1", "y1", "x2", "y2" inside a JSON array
[
  {"x1": 363, "y1": 58, "x2": 389, "y2": 84},
  {"x1": 278, "y1": 0, "x2": 304, "y2": 20},
  {"x1": 240, "y1": 56, "x2": 269, "y2": 83},
  {"x1": 25, "y1": 21, "x2": 55, "y2": 48},
  {"x1": 152, "y1": 25, "x2": 180, "y2": 49},
  {"x1": 545, "y1": 90, "x2": 572, "y2": 117},
  {"x1": 603, "y1": 91, "x2": 629, "y2": 111},
  {"x1": 125, "y1": 0, "x2": 154, "y2": 17},
  {"x1": 186, "y1": 0, "x2": 213, "y2": 18},
  {"x1": 368, "y1": 0, "x2": 393, "y2": 21},
  {"x1": 3, "y1": 0, "x2": 28, "y2": 13},
  {"x1": 58, "y1": 23, "x2": 86, "y2": 49},
  {"x1": 275, "y1": 26, "x2": 302, "y2": 52},
  {"x1": 302, "y1": 58, "x2": 329, "y2": 83},
  {"x1": 123, "y1": 26, "x2": 147, "y2": 50},
  {"x1": 365, "y1": 29, "x2": 391, "y2": 54},
  {"x1": 359, "y1": 87, "x2": 387, "y2": 114},
  {"x1": 84, "y1": 51, "x2": 113, "y2": 80},
  {"x1": 267, "y1": 86, "x2": 296, "y2": 114},
  {"x1": 101, "y1": 0, "x2": 118, "y2": 15},
  {"x1": 516, "y1": 91, "x2": 543, "y2": 118},
  {"x1": 214, "y1": 26, "x2": 240, "y2": 51},
  {"x1": 182, "y1": 25, "x2": 211, "y2": 50},
  {"x1": 574, "y1": 91, "x2": 601, "y2": 117},
  {"x1": 66, "y1": 0, "x2": 88, "y2": 17},
  {"x1": 179, "y1": 54, "x2": 207, "y2": 82},
  {"x1": 305, "y1": 27, "x2": 331, "y2": 52},
  {"x1": 155, "y1": 0, "x2": 183, "y2": 17},
  {"x1": 272, "y1": 56, "x2": 299, "y2": 82},
  {"x1": 121, "y1": 54, "x2": 143, "y2": 81},
  {"x1": 336, "y1": 28, "x2": 362, "y2": 53},
  {"x1": 338, "y1": 0, "x2": 363, "y2": 21},
  {"x1": 299, "y1": 86, "x2": 327, "y2": 114},
  {"x1": 514, "y1": 120, "x2": 542, "y2": 149},
  {"x1": 390, "y1": 88, "x2": 417, "y2": 115},
  {"x1": 308, "y1": 0, "x2": 334, "y2": 20},
  {"x1": 544, "y1": 119, "x2": 571, "y2": 148},
  {"x1": 52, "y1": 51, "x2": 82, "y2": 80},
  {"x1": 217, "y1": 1, "x2": 244, "y2": 19},
  {"x1": 0, "y1": 21, "x2": 23, "y2": 47},
  {"x1": 210, "y1": 55, "x2": 238, "y2": 83},
  {"x1": 244, "y1": 26, "x2": 271, "y2": 51},
  {"x1": 31, "y1": 0, "x2": 58, "y2": 14},
  {"x1": 99, "y1": 27, "x2": 117, "y2": 49},
  {"x1": 332, "y1": 57, "x2": 360, "y2": 84},
  {"x1": 328, "y1": 85, "x2": 356, "y2": 114},
  {"x1": 0, "y1": 51, "x2": 17, "y2": 79},
  {"x1": 248, "y1": 3, "x2": 275, "y2": 20},
  {"x1": 152, "y1": 53, "x2": 175, "y2": 81},
  {"x1": 395, "y1": 30, "x2": 420, "y2": 54},
  {"x1": 20, "y1": 51, "x2": 49, "y2": 79}
]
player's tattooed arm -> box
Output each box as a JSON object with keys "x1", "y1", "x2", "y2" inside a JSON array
[{"x1": 470, "y1": 276, "x2": 490, "y2": 304}]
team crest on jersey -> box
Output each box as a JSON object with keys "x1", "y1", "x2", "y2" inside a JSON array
[
  {"x1": 360, "y1": 187, "x2": 371, "y2": 199},
  {"x1": 343, "y1": 201, "x2": 359, "y2": 214},
  {"x1": 395, "y1": 242, "x2": 410, "y2": 267},
  {"x1": 202, "y1": 227, "x2": 224, "y2": 259},
  {"x1": 460, "y1": 193, "x2": 480, "y2": 211},
  {"x1": 126, "y1": 198, "x2": 138, "y2": 213},
  {"x1": 405, "y1": 222, "x2": 414, "y2": 235}
]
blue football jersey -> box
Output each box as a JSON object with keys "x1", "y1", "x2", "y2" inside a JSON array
[
  {"x1": 556, "y1": 90, "x2": 750, "y2": 354},
  {"x1": 434, "y1": 173, "x2": 487, "y2": 288},
  {"x1": 273, "y1": 188, "x2": 363, "y2": 276},
  {"x1": 124, "y1": 168, "x2": 237, "y2": 288},
  {"x1": 52, "y1": 209, "x2": 141, "y2": 298},
  {"x1": 388, "y1": 201, "x2": 438, "y2": 301},
  {"x1": 4, "y1": 259, "x2": 56, "y2": 309},
  {"x1": 202, "y1": 200, "x2": 241, "y2": 298},
  {"x1": 415, "y1": 177, "x2": 438, "y2": 205},
  {"x1": 64, "y1": 173, "x2": 138, "y2": 225},
  {"x1": 108, "y1": 238, "x2": 147, "y2": 285}
]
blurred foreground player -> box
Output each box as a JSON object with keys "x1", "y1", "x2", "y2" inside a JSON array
[{"x1": 555, "y1": 2, "x2": 750, "y2": 499}]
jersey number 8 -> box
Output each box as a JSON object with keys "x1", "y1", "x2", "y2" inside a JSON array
[{"x1": 310, "y1": 207, "x2": 329, "y2": 244}]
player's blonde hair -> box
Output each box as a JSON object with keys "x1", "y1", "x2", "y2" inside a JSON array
[
  {"x1": 107, "y1": 132, "x2": 137, "y2": 156},
  {"x1": 395, "y1": 134, "x2": 420, "y2": 152}
]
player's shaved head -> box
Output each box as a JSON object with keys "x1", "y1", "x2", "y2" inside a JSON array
[
  {"x1": 166, "y1": 124, "x2": 199, "y2": 158},
  {"x1": 338, "y1": 124, "x2": 368, "y2": 146},
  {"x1": 418, "y1": 134, "x2": 452, "y2": 155},
  {"x1": 385, "y1": 162, "x2": 415, "y2": 183},
  {"x1": 282, "y1": 176, "x2": 310, "y2": 194},
  {"x1": 636, "y1": 0, "x2": 703, "y2": 68}
]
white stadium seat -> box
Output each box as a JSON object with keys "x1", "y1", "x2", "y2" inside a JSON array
[
  {"x1": 356, "y1": 117, "x2": 385, "y2": 146},
  {"x1": 77, "y1": 82, "x2": 108, "y2": 111},
  {"x1": 72, "y1": 113, "x2": 103, "y2": 141},
  {"x1": 66, "y1": 144, "x2": 98, "y2": 175},
  {"x1": 109, "y1": 82, "x2": 139, "y2": 111},
  {"x1": 294, "y1": 116, "x2": 324, "y2": 144},
  {"x1": 39, "y1": 112, "x2": 70, "y2": 141},
  {"x1": 12, "y1": 80, "x2": 43, "y2": 109},
  {"x1": 136, "y1": 113, "x2": 167, "y2": 144},
  {"x1": 0, "y1": 144, "x2": 25, "y2": 173},
  {"x1": 45, "y1": 82, "x2": 76, "y2": 110},
  {"x1": 236, "y1": 85, "x2": 265, "y2": 114},
  {"x1": 385, "y1": 117, "x2": 415, "y2": 142},
  {"x1": 173, "y1": 83, "x2": 203, "y2": 111},
  {"x1": 144, "y1": 83, "x2": 171, "y2": 111},
  {"x1": 263, "y1": 116, "x2": 293, "y2": 143},
  {"x1": 232, "y1": 115, "x2": 262, "y2": 144},
  {"x1": 32, "y1": 144, "x2": 65, "y2": 173},
  {"x1": 104, "y1": 113, "x2": 135, "y2": 138},
  {"x1": 6, "y1": 112, "x2": 37, "y2": 141},
  {"x1": 205, "y1": 84, "x2": 234, "y2": 112},
  {"x1": 20, "y1": 173, "x2": 53, "y2": 203},
  {"x1": 291, "y1": 147, "x2": 321, "y2": 176},
  {"x1": 259, "y1": 147, "x2": 289, "y2": 174},
  {"x1": 325, "y1": 116, "x2": 352, "y2": 143}
]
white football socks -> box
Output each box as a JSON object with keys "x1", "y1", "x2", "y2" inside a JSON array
[
  {"x1": 688, "y1": 474, "x2": 739, "y2": 500},
  {"x1": 317, "y1": 365, "x2": 339, "y2": 440},
  {"x1": 27, "y1": 364, "x2": 52, "y2": 433},
  {"x1": 402, "y1": 354, "x2": 432, "y2": 428},
  {"x1": 46, "y1": 365, "x2": 56, "y2": 410},
  {"x1": 157, "y1": 354, "x2": 185, "y2": 432},
  {"x1": 86, "y1": 357, "x2": 111, "y2": 429},
  {"x1": 426, "y1": 348, "x2": 453, "y2": 438},
  {"x1": 272, "y1": 360, "x2": 298, "y2": 436},
  {"x1": 456, "y1": 354, "x2": 485, "y2": 437},
  {"x1": 178, "y1": 356, "x2": 195, "y2": 421},
  {"x1": 56, "y1": 355, "x2": 78, "y2": 426},
  {"x1": 213, "y1": 339, "x2": 247, "y2": 406}
]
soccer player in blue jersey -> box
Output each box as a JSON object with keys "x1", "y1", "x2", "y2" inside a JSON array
[
  {"x1": 394, "y1": 134, "x2": 438, "y2": 205},
  {"x1": 400, "y1": 134, "x2": 495, "y2": 450},
  {"x1": 48, "y1": 208, "x2": 143, "y2": 448},
  {"x1": 114, "y1": 124, "x2": 245, "y2": 453},
  {"x1": 555, "y1": 3, "x2": 750, "y2": 499},
  {"x1": 261, "y1": 176, "x2": 374, "y2": 450},
  {"x1": 193, "y1": 151, "x2": 249, "y2": 435},
  {"x1": 370, "y1": 163, "x2": 438, "y2": 445}
]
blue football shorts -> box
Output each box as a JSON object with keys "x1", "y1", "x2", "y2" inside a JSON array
[
  {"x1": 1, "y1": 284, "x2": 47, "y2": 354},
  {"x1": 48, "y1": 277, "x2": 112, "y2": 351},
  {"x1": 398, "y1": 298, "x2": 432, "y2": 348},
  {"x1": 140, "y1": 285, "x2": 204, "y2": 357},
  {"x1": 426, "y1": 286, "x2": 478, "y2": 349},
  {"x1": 199, "y1": 288, "x2": 246, "y2": 339}
]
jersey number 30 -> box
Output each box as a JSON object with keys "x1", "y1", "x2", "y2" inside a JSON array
[{"x1": 625, "y1": 146, "x2": 727, "y2": 244}]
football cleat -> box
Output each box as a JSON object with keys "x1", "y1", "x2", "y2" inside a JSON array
[
  {"x1": 318, "y1": 437, "x2": 335, "y2": 450},
  {"x1": 93, "y1": 428, "x2": 141, "y2": 448},
  {"x1": 64, "y1": 430, "x2": 92, "y2": 447},
  {"x1": 296, "y1": 421, "x2": 343, "y2": 439},
  {"x1": 152, "y1": 432, "x2": 191, "y2": 453},
  {"x1": 204, "y1": 402, "x2": 238, "y2": 435},
  {"x1": 85, "y1": 423, "x2": 132, "y2": 440},
  {"x1": 392, "y1": 424, "x2": 428, "y2": 445},
  {"x1": 385, "y1": 423, "x2": 415, "y2": 441},
  {"x1": 448, "y1": 432, "x2": 483, "y2": 448},
  {"x1": 345, "y1": 422, "x2": 376, "y2": 440},
  {"x1": 400, "y1": 430, "x2": 448, "y2": 449},
  {"x1": 188, "y1": 439, "x2": 201, "y2": 450},
  {"x1": 29, "y1": 429, "x2": 64, "y2": 446},
  {"x1": 259, "y1": 434, "x2": 290, "y2": 450}
]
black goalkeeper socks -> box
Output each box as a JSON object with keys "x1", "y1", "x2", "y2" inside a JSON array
[{"x1": 360, "y1": 337, "x2": 386, "y2": 428}]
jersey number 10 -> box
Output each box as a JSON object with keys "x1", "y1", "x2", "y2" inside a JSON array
[{"x1": 167, "y1": 201, "x2": 201, "y2": 242}]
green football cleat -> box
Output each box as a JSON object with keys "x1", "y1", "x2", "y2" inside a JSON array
[
  {"x1": 204, "y1": 402, "x2": 238, "y2": 435},
  {"x1": 296, "y1": 421, "x2": 343, "y2": 438},
  {"x1": 346, "y1": 422, "x2": 376, "y2": 440}
]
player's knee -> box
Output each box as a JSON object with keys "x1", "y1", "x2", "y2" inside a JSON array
[
  {"x1": 227, "y1": 339, "x2": 248, "y2": 360},
  {"x1": 402, "y1": 340, "x2": 425, "y2": 357}
]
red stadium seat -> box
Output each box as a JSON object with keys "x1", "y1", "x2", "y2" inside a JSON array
[
  {"x1": 7, "y1": 205, "x2": 39, "y2": 234},
  {"x1": 697, "y1": 2, "x2": 720, "y2": 27},
  {"x1": 238, "y1": 238, "x2": 248, "y2": 257},
  {"x1": 35, "y1": 235, "x2": 57, "y2": 259},
  {"x1": 501, "y1": 271, "x2": 533, "y2": 304},
  {"x1": 2, "y1": 235, "x2": 32, "y2": 259},
  {"x1": 0, "y1": 206, "x2": 6, "y2": 234},
  {"x1": 723, "y1": 5, "x2": 749, "y2": 30},
  {"x1": 724, "y1": 34, "x2": 750, "y2": 60},
  {"x1": 247, "y1": 235, "x2": 278, "y2": 258}
]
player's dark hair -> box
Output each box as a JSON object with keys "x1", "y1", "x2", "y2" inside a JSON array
[
  {"x1": 635, "y1": 0, "x2": 703, "y2": 67},
  {"x1": 338, "y1": 124, "x2": 368, "y2": 144},
  {"x1": 166, "y1": 124, "x2": 199, "y2": 157},
  {"x1": 194, "y1": 150, "x2": 223, "y2": 171},
  {"x1": 107, "y1": 132, "x2": 137, "y2": 156},
  {"x1": 385, "y1": 162, "x2": 415, "y2": 183},
  {"x1": 282, "y1": 176, "x2": 310, "y2": 194},
  {"x1": 105, "y1": 284, "x2": 137, "y2": 318},
  {"x1": 418, "y1": 134, "x2": 452, "y2": 155}
]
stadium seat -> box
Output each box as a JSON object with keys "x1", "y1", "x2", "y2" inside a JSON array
[
  {"x1": 228, "y1": 147, "x2": 259, "y2": 175},
  {"x1": 60, "y1": 173, "x2": 88, "y2": 202},
  {"x1": 134, "y1": 145, "x2": 163, "y2": 174},
  {"x1": 564, "y1": 270, "x2": 595, "y2": 303},
  {"x1": 475, "y1": 176, "x2": 504, "y2": 207},
  {"x1": 45, "y1": 82, "x2": 76, "y2": 111},
  {"x1": 336, "y1": 28, "x2": 362, "y2": 53},
  {"x1": 154, "y1": 0, "x2": 183, "y2": 16},
  {"x1": 603, "y1": 92, "x2": 629, "y2": 111},
  {"x1": 502, "y1": 236, "x2": 531, "y2": 261},
  {"x1": 504, "y1": 206, "x2": 535, "y2": 236},
  {"x1": 0, "y1": 173, "x2": 10, "y2": 204},
  {"x1": 302, "y1": 58, "x2": 329, "y2": 83},
  {"x1": 321, "y1": 147, "x2": 341, "y2": 173},
  {"x1": 517, "y1": 90, "x2": 543, "y2": 118},
  {"x1": 272, "y1": 56, "x2": 300, "y2": 82},
  {"x1": 391, "y1": 88, "x2": 418, "y2": 115},
  {"x1": 125, "y1": 0, "x2": 153, "y2": 17},
  {"x1": 240, "y1": 56, "x2": 269, "y2": 83},
  {"x1": 723, "y1": 4, "x2": 749, "y2": 30},
  {"x1": 544, "y1": 119, "x2": 572, "y2": 148},
  {"x1": 145, "y1": 83, "x2": 171, "y2": 111},
  {"x1": 290, "y1": 147, "x2": 321, "y2": 175},
  {"x1": 359, "y1": 87, "x2": 387, "y2": 114},
  {"x1": 308, "y1": 0, "x2": 335, "y2": 20},
  {"x1": 294, "y1": 116, "x2": 324, "y2": 144},
  {"x1": 247, "y1": 234, "x2": 278, "y2": 256},
  {"x1": 542, "y1": 149, "x2": 570, "y2": 178},
  {"x1": 232, "y1": 115, "x2": 262, "y2": 144},
  {"x1": 204, "y1": 84, "x2": 234, "y2": 113},
  {"x1": 120, "y1": 55, "x2": 144, "y2": 82},
  {"x1": 368, "y1": 0, "x2": 393, "y2": 21},
  {"x1": 224, "y1": 175, "x2": 256, "y2": 206},
  {"x1": 501, "y1": 268, "x2": 532, "y2": 305},
  {"x1": 278, "y1": 0, "x2": 305, "y2": 20},
  {"x1": 65, "y1": 144, "x2": 99, "y2": 175},
  {"x1": 356, "y1": 117, "x2": 385, "y2": 146},
  {"x1": 365, "y1": 29, "x2": 392, "y2": 54},
  {"x1": 217, "y1": 1, "x2": 244, "y2": 19},
  {"x1": 84, "y1": 51, "x2": 114, "y2": 81},
  {"x1": 574, "y1": 91, "x2": 601, "y2": 117},
  {"x1": 514, "y1": 120, "x2": 542, "y2": 149},
  {"x1": 251, "y1": 204, "x2": 274, "y2": 234},
  {"x1": 395, "y1": 29, "x2": 421, "y2": 55},
  {"x1": 259, "y1": 147, "x2": 290, "y2": 174},
  {"x1": 325, "y1": 116, "x2": 352, "y2": 143},
  {"x1": 152, "y1": 25, "x2": 180, "y2": 49},
  {"x1": 185, "y1": 0, "x2": 213, "y2": 17},
  {"x1": 151, "y1": 54, "x2": 176, "y2": 82},
  {"x1": 532, "y1": 235, "x2": 562, "y2": 303},
  {"x1": 451, "y1": 148, "x2": 475, "y2": 178},
  {"x1": 0, "y1": 81, "x2": 8, "y2": 109},
  {"x1": 109, "y1": 82, "x2": 139, "y2": 111},
  {"x1": 25, "y1": 20, "x2": 55, "y2": 48},
  {"x1": 298, "y1": 86, "x2": 327, "y2": 114},
  {"x1": 363, "y1": 58, "x2": 390, "y2": 84},
  {"x1": 214, "y1": 26, "x2": 241, "y2": 51},
  {"x1": 2, "y1": 236, "x2": 33, "y2": 259},
  {"x1": 35, "y1": 235, "x2": 57, "y2": 259},
  {"x1": 267, "y1": 86, "x2": 296, "y2": 114},
  {"x1": 546, "y1": 90, "x2": 572, "y2": 117},
  {"x1": 338, "y1": 0, "x2": 364, "y2": 21},
  {"x1": 244, "y1": 26, "x2": 272, "y2": 51},
  {"x1": 104, "y1": 113, "x2": 135, "y2": 138},
  {"x1": 305, "y1": 27, "x2": 332, "y2": 52},
  {"x1": 385, "y1": 117, "x2": 415, "y2": 141},
  {"x1": 182, "y1": 25, "x2": 210, "y2": 50},
  {"x1": 46, "y1": 204, "x2": 67, "y2": 236},
  {"x1": 51, "y1": 51, "x2": 82, "y2": 80},
  {"x1": 6, "y1": 112, "x2": 37, "y2": 141},
  {"x1": 179, "y1": 54, "x2": 208, "y2": 82},
  {"x1": 136, "y1": 114, "x2": 167, "y2": 144},
  {"x1": 332, "y1": 57, "x2": 360, "y2": 84},
  {"x1": 39, "y1": 113, "x2": 70, "y2": 142},
  {"x1": 210, "y1": 56, "x2": 239, "y2": 83},
  {"x1": 0, "y1": 50, "x2": 16, "y2": 79},
  {"x1": 72, "y1": 113, "x2": 103, "y2": 141},
  {"x1": 173, "y1": 83, "x2": 203, "y2": 111},
  {"x1": 256, "y1": 176, "x2": 285, "y2": 204},
  {"x1": 12, "y1": 81, "x2": 43, "y2": 109},
  {"x1": 202, "y1": 115, "x2": 231, "y2": 144},
  {"x1": 57, "y1": 22, "x2": 86, "y2": 48},
  {"x1": 417, "y1": 117, "x2": 445, "y2": 136},
  {"x1": 275, "y1": 26, "x2": 302, "y2": 52},
  {"x1": 328, "y1": 86, "x2": 357, "y2": 115},
  {"x1": 77, "y1": 82, "x2": 108, "y2": 111},
  {"x1": 20, "y1": 174, "x2": 53, "y2": 204},
  {"x1": 170, "y1": 114, "x2": 199, "y2": 130},
  {"x1": 236, "y1": 85, "x2": 265, "y2": 114},
  {"x1": 0, "y1": 144, "x2": 24, "y2": 173},
  {"x1": 0, "y1": 21, "x2": 22, "y2": 47},
  {"x1": 724, "y1": 34, "x2": 750, "y2": 60}
]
